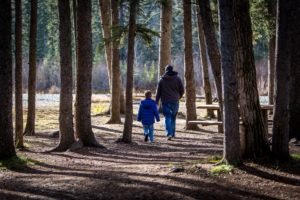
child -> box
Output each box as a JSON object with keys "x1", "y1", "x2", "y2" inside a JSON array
[{"x1": 137, "y1": 91, "x2": 160, "y2": 143}]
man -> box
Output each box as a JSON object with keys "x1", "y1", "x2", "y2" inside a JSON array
[{"x1": 156, "y1": 65, "x2": 184, "y2": 140}]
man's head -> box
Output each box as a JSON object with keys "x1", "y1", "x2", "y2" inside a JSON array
[
  {"x1": 145, "y1": 90, "x2": 152, "y2": 99},
  {"x1": 165, "y1": 64, "x2": 173, "y2": 72}
]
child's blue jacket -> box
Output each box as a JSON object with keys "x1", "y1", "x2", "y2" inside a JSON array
[{"x1": 137, "y1": 98, "x2": 160, "y2": 125}]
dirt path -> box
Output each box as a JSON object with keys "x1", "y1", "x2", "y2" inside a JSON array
[{"x1": 1, "y1": 115, "x2": 299, "y2": 200}]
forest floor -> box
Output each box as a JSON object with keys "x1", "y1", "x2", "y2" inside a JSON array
[{"x1": 1, "y1": 95, "x2": 300, "y2": 200}]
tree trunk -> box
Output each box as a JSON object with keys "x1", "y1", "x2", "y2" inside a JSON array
[
  {"x1": 235, "y1": 0, "x2": 270, "y2": 159},
  {"x1": 75, "y1": 0, "x2": 100, "y2": 147},
  {"x1": 195, "y1": 3, "x2": 215, "y2": 118},
  {"x1": 219, "y1": 0, "x2": 241, "y2": 165},
  {"x1": 99, "y1": 0, "x2": 112, "y2": 90},
  {"x1": 158, "y1": 0, "x2": 172, "y2": 77},
  {"x1": 267, "y1": 0, "x2": 276, "y2": 105},
  {"x1": 15, "y1": 0, "x2": 24, "y2": 148},
  {"x1": 24, "y1": 0, "x2": 38, "y2": 136},
  {"x1": 0, "y1": 0, "x2": 16, "y2": 159},
  {"x1": 54, "y1": 0, "x2": 75, "y2": 151},
  {"x1": 272, "y1": 0, "x2": 291, "y2": 160},
  {"x1": 122, "y1": 0, "x2": 138, "y2": 143},
  {"x1": 183, "y1": 0, "x2": 198, "y2": 130},
  {"x1": 107, "y1": 0, "x2": 121, "y2": 124},
  {"x1": 72, "y1": 0, "x2": 79, "y2": 139},
  {"x1": 99, "y1": 0, "x2": 125, "y2": 115},
  {"x1": 198, "y1": 0, "x2": 223, "y2": 108},
  {"x1": 268, "y1": 36, "x2": 275, "y2": 105},
  {"x1": 289, "y1": 1, "x2": 300, "y2": 142}
]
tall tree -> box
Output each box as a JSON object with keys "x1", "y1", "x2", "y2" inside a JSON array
[
  {"x1": 54, "y1": 0, "x2": 75, "y2": 151},
  {"x1": 198, "y1": 0, "x2": 223, "y2": 108},
  {"x1": 183, "y1": 0, "x2": 197, "y2": 130},
  {"x1": 289, "y1": 1, "x2": 300, "y2": 143},
  {"x1": 195, "y1": 3, "x2": 215, "y2": 118},
  {"x1": 0, "y1": 0, "x2": 16, "y2": 159},
  {"x1": 272, "y1": 0, "x2": 292, "y2": 160},
  {"x1": 99, "y1": 0, "x2": 125, "y2": 115},
  {"x1": 235, "y1": 0, "x2": 270, "y2": 158},
  {"x1": 15, "y1": 0, "x2": 24, "y2": 148},
  {"x1": 75, "y1": 0, "x2": 100, "y2": 146},
  {"x1": 107, "y1": 0, "x2": 122, "y2": 124},
  {"x1": 267, "y1": 0, "x2": 276, "y2": 105},
  {"x1": 122, "y1": 0, "x2": 139, "y2": 143},
  {"x1": 72, "y1": 0, "x2": 79, "y2": 139},
  {"x1": 158, "y1": 0, "x2": 172, "y2": 76},
  {"x1": 99, "y1": 0, "x2": 112, "y2": 90},
  {"x1": 24, "y1": 0, "x2": 38, "y2": 136},
  {"x1": 219, "y1": 0, "x2": 241, "y2": 164}
]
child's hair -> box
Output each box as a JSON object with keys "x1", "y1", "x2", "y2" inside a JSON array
[{"x1": 145, "y1": 90, "x2": 152, "y2": 99}]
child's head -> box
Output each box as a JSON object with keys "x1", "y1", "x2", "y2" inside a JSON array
[{"x1": 145, "y1": 90, "x2": 152, "y2": 99}]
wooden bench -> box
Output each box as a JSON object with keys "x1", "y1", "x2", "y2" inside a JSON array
[
  {"x1": 188, "y1": 120, "x2": 223, "y2": 126},
  {"x1": 188, "y1": 120, "x2": 246, "y2": 156},
  {"x1": 188, "y1": 120, "x2": 272, "y2": 127},
  {"x1": 188, "y1": 120, "x2": 244, "y2": 126}
]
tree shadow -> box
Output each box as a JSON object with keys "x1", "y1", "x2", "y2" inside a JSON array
[
  {"x1": 0, "y1": 164, "x2": 281, "y2": 200},
  {"x1": 239, "y1": 164, "x2": 300, "y2": 186}
]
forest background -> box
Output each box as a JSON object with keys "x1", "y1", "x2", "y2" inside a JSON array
[{"x1": 15, "y1": 0, "x2": 270, "y2": 95}]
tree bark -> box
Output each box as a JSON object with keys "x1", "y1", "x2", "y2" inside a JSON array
[
  {"x1": 267, "y1": 0, "x2": 276, "y2": 105},
  {"x1": 235, "y1": 0, "x2": 270, "y2": 159},
  {"x1": 24, "y1": 0, "x2": 38, "y2": 136},
  {"x1": 268, "y1": 36, "x2": 275, "y2": 105},
  {"x1": 195, "y1": 3, "x2": 215, "y2": 118},
  {"x1": 122, "y1": 0, "x2": 138, "y2": 143},
  {"x1": 75, "y1": 0, "x2": 100, "y2": 147},
  {"x1": 158, "y1": 0, "x2": 172, "y2": 77},
  {"x1": 219, "y1": 0, "x2": 241, "y2": 165},
  {"x1": 99, "y1": 0, "x2": 112, "y2": 90},
  {"x1": 54, "y1": 0, "x2": 75, "y2": 151},
  {"x1": 15, "y1": 0, "x2": 24, "y2": 148},
  {"x1": 0, "y1": 0, "x2": 16, "y2": 159},
  {"x1": 198, "y1": 0, "x2": 223, "y2": 108},
  {"x1": 183, "y1": 0, "x2": 198, "y2": 130},
  {"x1": 272, "y1": 0, "x2": 292, "y2": 160},
  {"x1": 289, "y1": 1, "x2": 300, "y2": 142},
  {"x1": 107, "y1": 0, "x2": 122, "y2": 124}
]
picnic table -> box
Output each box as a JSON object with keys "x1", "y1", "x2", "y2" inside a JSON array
[{"x1": 191, "y1": 104, "x2": 274, "y2": 133}]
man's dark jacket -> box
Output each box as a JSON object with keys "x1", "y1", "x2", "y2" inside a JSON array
[{"x1": 155, "y1": 70, "x2": 184, "y2": 104}]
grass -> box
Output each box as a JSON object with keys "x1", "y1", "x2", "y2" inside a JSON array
[
  {"x1": 0, "y1": 156, "x2": 40, "y2": 170},
  {"x1": 291, "y1": 153, "x2": 300, "y2": 161},
  {"x1": 91, "y1": 103, "x2": 109, "y2": 115},
  {"x1": 210, "y1": 164, "x2": 234, "y2": 175}
]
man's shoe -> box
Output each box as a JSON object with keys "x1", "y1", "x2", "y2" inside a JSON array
[
  {"x1": 144, "y1": 135, "x2": 149, "y2": 142},
  {"x1": 167, "y1": 136, "x2": 172, "y2": 141}
]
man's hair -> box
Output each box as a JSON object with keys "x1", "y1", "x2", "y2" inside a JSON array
[
  {"x1": 145, "y1": 90, "x2": 152, "y2": 98},
  {"x1": 165, "y1": 64, "x2": 173, "y2": 72}
]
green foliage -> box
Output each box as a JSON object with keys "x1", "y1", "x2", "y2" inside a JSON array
[
  {"x1": 291, "y1": 153, "x2": 300, "y2": 162},
  {"x1": 92, "y1": 0, "x2": 104, "y2": 64},
  {"x1": 136, "y1": 24, "x2": 160, "y2": 46},
  {"x1": 250, "y1": 0, "x2": 273, "y2": 60},
  {"x1": 210, "y1": 164, "x2": 234, "y2": 175},
  {"x1": 0, "y1": 156, "x2": 40, "y2": 170}
]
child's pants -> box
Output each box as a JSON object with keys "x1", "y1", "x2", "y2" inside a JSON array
[{"x1": 143, "y1": 124, "x2": 154, "y2": 142}]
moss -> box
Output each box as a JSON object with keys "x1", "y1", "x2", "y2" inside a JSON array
[
  {"x1": 210, "y1": 164, "x2": 234, "y2": 175},
  {"x1": 208, "y1": 155, "x2": 222, "y2": 163},
  {"x1": 291, "y1": 153, "x2": 300, "y2": 162},
  {"x1": 0, "y1": 156, "x2": 40, "y2": 170}
]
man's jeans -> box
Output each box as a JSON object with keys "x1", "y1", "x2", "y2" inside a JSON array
[
  {"x1": 162, "y1": 102, "x2": 179, "y2": 137},
  {"x1": 143, "y1": 124, "x2": 154, "y2": 142}
]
